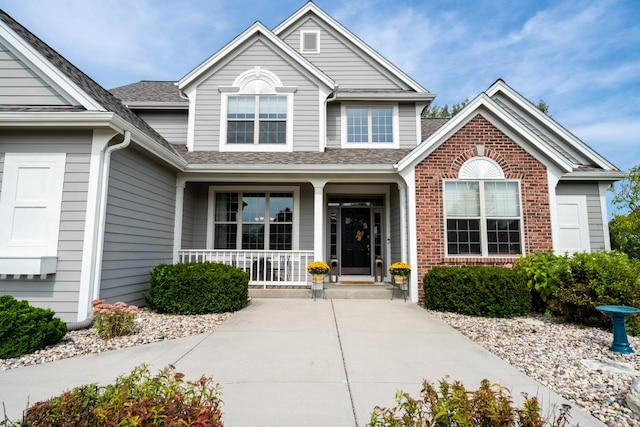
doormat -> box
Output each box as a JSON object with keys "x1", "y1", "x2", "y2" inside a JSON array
[{"x1": 338, "y1": 281, "x2": 376, "y2": 285}]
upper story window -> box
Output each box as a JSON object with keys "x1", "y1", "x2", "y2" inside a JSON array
[
  {"x1": 220, "y1": 67, "x2": 295, "y2": 152},
  {"x1": 341, "y1": 104, "x2": 399, "y2": 148},
  {"x1": 444, "y1": 157, "x2": 523, "y2": 257},
  {"x1": 227, "y1": 95, "x2": 287, "y2": 144}
]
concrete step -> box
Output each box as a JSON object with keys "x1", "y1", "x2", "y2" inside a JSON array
[{"x1": 249, "y1": 283, "x2": 407, "y2": 300}]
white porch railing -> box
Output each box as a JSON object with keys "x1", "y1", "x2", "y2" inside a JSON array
[{"x1": 177, "y1": 250, "x2": 315, "y2": 288}]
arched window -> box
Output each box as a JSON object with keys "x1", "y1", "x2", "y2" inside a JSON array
[
  {"x1": 443, "y1": 156, "x2": 523, "y2": 256},
  {"x1": 220, "y1": 67, "x2": 295, "y2": 152}
]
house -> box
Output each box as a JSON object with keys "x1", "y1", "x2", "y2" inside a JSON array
[{"x1": 0, "y1": 4, "x2": 625, "y2": 322}]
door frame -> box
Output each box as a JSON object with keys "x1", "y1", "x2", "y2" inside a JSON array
[{"x1": 324, "y1": 186, "x2": 391, "y2": 276}]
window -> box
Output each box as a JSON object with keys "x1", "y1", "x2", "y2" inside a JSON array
[
  {"x1": 444, "y1": 180, "x2": 522, "y2": 256},
  {"x1": 0, "y1": 153, "x2": 66, "y2": 274},
  {"x1": 342, "y1": 105, "x2": 398, "y2": 147},
  {"x1": 220, "y1": 67, "x2": 294, "y2": 152},
  {"x1": 300, "y1": 30, "x2": 320, "y2": 53},
  {"x1": 213, "y1": 191, "x2": 294, "y2": 250},
  {"x1": 227, "y1": 96, "x2": 287, "y2": 144}
]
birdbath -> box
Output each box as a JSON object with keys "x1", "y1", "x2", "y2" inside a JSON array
[{"x1": 596, "y1": 305, "x2": 640, "y2": 354}]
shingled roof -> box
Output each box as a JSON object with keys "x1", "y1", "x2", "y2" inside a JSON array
[
  {"x1": 0, "y1": 9, "x2": 176, "y2": 154},
  {"x1": 110, "y1": 81, "x2": 186, "y2": 104}
]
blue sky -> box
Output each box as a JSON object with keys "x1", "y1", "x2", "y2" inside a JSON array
[{"x1": 2, "y1": 0, "x2": 639, "y2": 214}]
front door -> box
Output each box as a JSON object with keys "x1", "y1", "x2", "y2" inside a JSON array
[{"x1": 341, "y1": 208, "x2": 371, "y2": 274}]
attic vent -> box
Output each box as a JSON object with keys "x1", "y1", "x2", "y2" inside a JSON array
[{"x1": 301, "y1": 30, "x2": 320, "y2": 53}]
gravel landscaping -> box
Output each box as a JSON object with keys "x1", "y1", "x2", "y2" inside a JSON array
[
  {"x1": 428, "y1": 310, "x2": 640, "y2": 427},
  {"x1": 2, "y1": 306, "x2": 640, "y2": 426},
  {"x1": 0, "y1": 309, "x2": 231, "y2": 371}
]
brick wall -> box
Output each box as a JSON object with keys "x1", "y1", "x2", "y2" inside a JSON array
[{"x1": 414, "y1": 114, "x2": 553, "y2": 300}]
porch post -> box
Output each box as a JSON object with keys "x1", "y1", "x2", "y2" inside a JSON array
[
  {"x1": 173, "y1": 177, "x2": 186, "y2": 264},
  {"x1": 310, "y1": 179, "x2": 328, "y2": 261},
  {"x1": 399, "y1": 169, "x2": 418, "y2": 303}
]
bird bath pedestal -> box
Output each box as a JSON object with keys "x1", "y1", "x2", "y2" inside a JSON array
[{"x1": 596, "y1": 305, "x2": 640, "y2": 354}]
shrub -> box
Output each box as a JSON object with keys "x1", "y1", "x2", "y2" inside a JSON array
[
  {"x1": 547, "y1": 251, "x2": 640, "y2": 335},
  {"x1": 423, "y1": 266, "x2": 531, "y2": 318},
  {"x1": 513, "y1": 251, "x2": 561, "y2": 311},
  {"x1": 21, "y1": 364, "x2": 223, "y2": 426},
  {"x1": 91, "y1": 299, "x2": 138, "y2": 340},
  {"x1": 0, "y1": 295, "x2": 67, "y2": 359},
  {"x1": 146, "y1": 262, "x2": 249, "y2": 314},
  {"x1": 368, "y1": 378, "x2": 574, "y2": 427}
]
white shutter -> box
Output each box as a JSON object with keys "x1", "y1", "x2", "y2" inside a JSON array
[
  {"x1": 0, "y1": 153, "x2": 66, "y2": 257},
  {"x1": 556, "y1": 195, "x2": 591, "y2": 254}
]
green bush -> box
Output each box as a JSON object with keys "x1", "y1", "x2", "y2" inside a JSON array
[
  {"x1": 513, "y1": 251, "x2": 561, "y2": 311},
  {"x1": 21, "y1": 364, "x2": 223, "y2": 426},
  {"x1": 423, "y1": 266, "x2": 531, "y2": 318},
  {"x1": 145, "y1": 262, "x2": 249, "y2": 314},
  {"x1": 547, "y1": 251, "x2": 640, "y2": 335},
  {"x1": 368, "y1": 378, "x2": 574, "y2": 427},
  {"x1": 0, "y1": 295, "x2": 67, "y2": 359}
]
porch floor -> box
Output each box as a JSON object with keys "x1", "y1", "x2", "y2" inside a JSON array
[{"x1": 249, "y1": 277, "x2": 405, "y2": 300}]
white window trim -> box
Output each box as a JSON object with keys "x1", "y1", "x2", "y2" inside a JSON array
[
  {"x1": 206, "y1": 186, "x2": 300, "y2": 250},
  {"x1": 340, "y1": 104, "x2": 400, "y2": 148},
  {"x1": 300, "y1": 30, "x2": 320, "y2": 54},
  {"x1": 0, "y1": 153, "x2": 66, "y2": 274},
  {"x1": 219, "y1": 67, "x2": 295, "y2": 152},
  {"x1": 443, "y1": 179, "x2": 524, "y2": 258}
]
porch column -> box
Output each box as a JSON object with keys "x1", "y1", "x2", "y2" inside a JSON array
[
  {"x1": 399, "y1": 169, "x2": 418, "y2": 303},
  {"x1": 173, "y1": 177, "x2": 186, "y2": 263},
  {"x1": 310, "y1": 179, "x2": 328, "y2": 261}
]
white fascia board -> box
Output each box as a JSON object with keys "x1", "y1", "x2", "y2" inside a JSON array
[
  {"x1": 124, "y1": 101, "x2": 188, "y2": 110},
  {"x1": 178, "y1": 22, "x2": 335, "y2": 91},
  {"x1": 396, "y1": 94, "x2": 574, "y2": 173},
  {"x1": 184, "y1": 163, "x2": 399, "y2": 174},
  {"x1": 0, "y1": 22, "x2": 104, "y2": 111},
  {"x1": 334, "y1": 92, "x2": 436, "y2": 102},
  {"x1": 560, "y1": 171, "x2": 627, "y2": 181},
  {"x1": 0, "y1": 111, "x2": 186, "y2": 170},
  {"x1": 273, "y1": 2, "x2": 428, "y2": 94},
  {"x1": 486, "y1": 80, "x2": 618, "y2": 171}
]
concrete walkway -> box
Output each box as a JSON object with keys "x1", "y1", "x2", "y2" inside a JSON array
[{"x1": 0, "y1": 299, "x2": 603, "y2": 426}]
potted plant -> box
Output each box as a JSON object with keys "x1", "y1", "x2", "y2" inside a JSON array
[
  {"x1": 389, "y1": 262, "x2": 411, "y2": 287},
  {"x1": 307, "y1": 261, "x2": 331, "y2": 286}
]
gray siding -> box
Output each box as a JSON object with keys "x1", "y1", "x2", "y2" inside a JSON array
[
  {"x1": 100, "y1": 148, "x2": 176, "y2": 306},
  {"x1": 137, "y1": 111, "x2": 188, "y2": 145},
  {"x1": 326, "y1": 102, "x2": 341, "y2": 148},
  {"x1": 299, "y1": 183, "x2": 314, "y2": 250},
  {"x1": 193, "y1": 37, "x2": 321, "y2": 152},
  {"x1": 556, "y1": 182, "x2": 605, "y2": 251},
  {"x1": 280, "y1": 16, "x2": 409, "y2": 90},
  {"x1": 398, "y1": 103, "x2": 418, "y2": 148},
  {"x1": 0, "y1": 41, "x2": 70, "y2": 106},
  {"x1": 0, "y1": 130, "x2": 92, "y2": 322},
  {"x1": 181, "y1": 182, "x2": 196, "y2": 249}
]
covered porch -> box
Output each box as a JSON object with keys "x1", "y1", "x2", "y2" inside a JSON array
[{"x1": 172, "y1": 173, "x2": 416, "y2": 298}]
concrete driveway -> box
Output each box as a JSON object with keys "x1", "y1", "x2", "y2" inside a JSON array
[{"x1": 0, "y1": 299, "x2": 602, "y2": 426}]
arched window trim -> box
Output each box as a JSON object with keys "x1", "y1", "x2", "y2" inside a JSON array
[{"x1": 458, "y1": 156, "x2": 504, "y2": 180}]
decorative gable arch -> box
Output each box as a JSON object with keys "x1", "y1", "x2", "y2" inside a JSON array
[
  {"x1": 458, "y1": 156, "x2": 504, "y2": 180},
  {"x1": 233, "y1": 67, "x2": 283, "y2": 94}
]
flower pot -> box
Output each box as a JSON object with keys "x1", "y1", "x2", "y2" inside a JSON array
[
  {"x1": 312, "y1": 274, "x2": 325, "y2": 284},
  {"x1": 394, "y1": 275, "x2": 405, "y2": 285}
]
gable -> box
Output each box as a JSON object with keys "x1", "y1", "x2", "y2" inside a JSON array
[
  {"x1": 278, "y1": 15, "x2": 408, "y2": 90},
  {"x1": 0, "y1": 39, "x2": 72, "y2": 107}
]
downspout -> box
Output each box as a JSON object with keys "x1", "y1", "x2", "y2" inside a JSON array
[
  {"x1": 89, "y1": 131, "x2": 131, "y2": 312},
  {"x1": 324, "y1": 85, "x2": 339, "y2": 150}
]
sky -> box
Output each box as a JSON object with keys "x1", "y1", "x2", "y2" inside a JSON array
[{"x1": 1, "y1": 0, "x2": 639, "y2": 215}]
